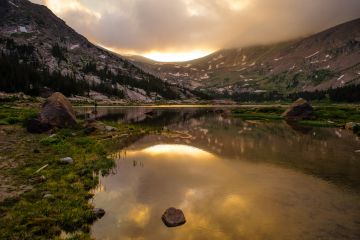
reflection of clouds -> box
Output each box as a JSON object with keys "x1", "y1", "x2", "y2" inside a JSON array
[
  {"x1": 91, "y1": 109, "x2": 360, "y2": 239},
  {"x1": 92, "y1": 141, "x2": 360, "y2": 240},
  {"x1": 128, "y1": 204, "x2": 150, "y2": 227}
]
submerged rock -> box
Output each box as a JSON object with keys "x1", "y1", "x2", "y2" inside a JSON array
[
  {"x1": 59, "y1": 157, "x2": 74, "y2": 164},
  {"x1": 27, "y1": 92, "x2": 77, "y2": 133},
  {"x1": 282, "y1": 98, "x2": 313, "y2": 121},
  {"x1": 161, "y1": 207, "x2": 186, "y2": 227},
  {"x1": 93, "y1": 208, "x2": 105, "y2": 219}
]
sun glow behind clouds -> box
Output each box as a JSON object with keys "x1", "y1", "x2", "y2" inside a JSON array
[{"x1": 144, "y1": 50, "x2": 213, "y2": 62}]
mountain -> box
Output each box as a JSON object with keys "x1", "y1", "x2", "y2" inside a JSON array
[
  {"x1": 129, "y1": 18, "x2": 360, "y2": 97},
  {"x1": 0, "y1": 0, "x2": 193, "y2": 102}
]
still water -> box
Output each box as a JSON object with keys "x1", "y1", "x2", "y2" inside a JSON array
[{"x1": 84, "y1": 107, "x2": 360, "y2": 240}]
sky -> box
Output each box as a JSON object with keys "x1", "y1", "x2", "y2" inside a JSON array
[{"x1": 30, "y1": 0, "x2": 360, "y2": 62}]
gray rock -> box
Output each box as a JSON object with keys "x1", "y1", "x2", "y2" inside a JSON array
[
  {"x1": 27, "y1": 92, "x2": 77, "y2": 133},
  {"x1": 93, "y1": 208, "x2": 105, "y2": 219},
  {"x1": 282, "y1": 98, "x2": 314, "y2": 121},
  {"x1": 43, "y1": 193, "x2": 53, "y2": 199},
  {"x1": 105, "y1": 126, "x2": 116, "y2": 132},
  {"x1": 60, "y1": 157, "x2": 74, "y2": 164},
  {"x1": 161, "y1": 207, "x2": 186, "y2": 227}
]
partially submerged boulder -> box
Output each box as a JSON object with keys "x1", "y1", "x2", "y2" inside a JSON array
[
  {"x1": 282, "y1": 98, "x2": 314, "y2": 121},
  {"x1": 161, "y1": 207, "x2": 186, "y2": 227},
  {"x1": 27, "y1": 92, "x2": 77, "y2": 133},
  {"x1": 93, "y1": 208, "x2": 106, "y2": 219}
]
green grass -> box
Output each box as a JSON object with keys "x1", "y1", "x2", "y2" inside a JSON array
[
  {"x1": 231, "y1": 105, "x2": 360, "y2": 128},
  {"x1": 0, "y1": 107, "x2": 157, "y2": 239},
  {"x1": 232, "y1": 107, "x2": 285, "y2": 120},
  {"x1": 0, "y1": 105, "x2": 37, "y2": 126}
]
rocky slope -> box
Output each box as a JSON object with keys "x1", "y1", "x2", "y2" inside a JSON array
[
  {"x1": 129, "y1": 18, "x2": 360, "y2": 96},
  {"x1": 0, "y1": 0, "x2": 193, "y2": 102}
]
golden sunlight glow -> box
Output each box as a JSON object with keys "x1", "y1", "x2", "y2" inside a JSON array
[
  {"x1": 144, "y1": 50, "x2": 212, "y2": 62},
  {"x1": 128, "y1": 204, "x2": 150, "y2": 227},
  {"x1": 141, "y1": 144, "x2": 215, "y2": 159},
  {"x1": 224, "y1": 0, "x2": 250, "y2": 11}
]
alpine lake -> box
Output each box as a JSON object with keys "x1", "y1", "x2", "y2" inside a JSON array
[{"x1": 74, "y1": 106, "x2": 360, "y2": 240}]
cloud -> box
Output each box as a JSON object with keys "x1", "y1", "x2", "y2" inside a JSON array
[{"x1": 30, "y1": 0, "x2": 360, "y2": 55}]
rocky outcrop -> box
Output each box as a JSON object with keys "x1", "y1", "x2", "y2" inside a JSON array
[
  {"x1": 27, "y1": 92, "x2": 77, "y2": 133},
  {"x1": 161, "y1": 207, "x2": 186, "y2": 227},
  {"x1": 282, "y1": 98, "x2": 314, "y2": 120}
]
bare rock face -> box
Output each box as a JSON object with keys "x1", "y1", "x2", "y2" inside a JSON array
[
  {"x1": 27, "y1": 92, "x2": 77, "y2": 133},
  {"x1": 161, "y1": 207, "x2": 186, "y2": 227},
  {"x1": 282, "y1": 98, "x2": 314, "y2": 121}
]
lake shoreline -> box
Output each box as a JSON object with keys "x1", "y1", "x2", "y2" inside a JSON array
[{"x1": 0, "y1": 102, "x2": 359, "y2": 239}]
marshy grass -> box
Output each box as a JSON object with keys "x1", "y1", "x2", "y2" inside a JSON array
[{"x1": 0, "y1": 106, "x2": 157, "y2": 239}]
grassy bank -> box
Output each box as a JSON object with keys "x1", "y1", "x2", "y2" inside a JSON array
[
  {"x1": 0, "y1": 106, "x2": 156, "y2": 239},
  {"x1": 231, "y1": 105, "x2": 360, "y2": 130}
]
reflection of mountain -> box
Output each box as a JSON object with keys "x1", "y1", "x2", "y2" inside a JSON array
[
  {"x1": 106, "y1": 108, "x2": 360, "y2": 190},
  {"x1": 93, "y1": 138, "x2": 360, "y2": 240}
]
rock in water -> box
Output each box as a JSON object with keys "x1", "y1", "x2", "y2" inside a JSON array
[
  {"x1": 27, "y1": 92, "x2": 77, "y2": 133},
  {"x1": 93, "y1": 208, "x2": 106, "y2": 219},
  {"x1": 282, "y1": 98, "x2": 313, "y2": 121},
  {"x1": 161, "y1": 207, "x2": 186, "y2": 227}
]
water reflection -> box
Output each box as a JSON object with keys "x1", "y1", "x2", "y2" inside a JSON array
[
  {"x1": 92, "y1": 144, "x2": 360, "y2": 240},
  {"x1": 89, "y1": 107, "x2": 360, "y2": 240}
]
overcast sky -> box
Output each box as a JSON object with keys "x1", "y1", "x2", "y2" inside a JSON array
[{"x1": 30, "y1": 0, "x2": 360, "y2": 61}]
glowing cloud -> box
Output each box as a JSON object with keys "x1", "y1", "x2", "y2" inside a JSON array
[
  {"x1": 144, "y1": 50, "x2": 212, "y2": 62},
  {"x1": 30, "y1": 0, "x2": 360, "y2": 62}
]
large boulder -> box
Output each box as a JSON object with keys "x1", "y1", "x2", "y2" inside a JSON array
[
  {"x1": 27, "y1": 92, "x2": 77, "y2": 133},
  {"x1": 161, "y1": 207, "x2": 186, "y2": 227},
  {"x1": 282, "y1": 98, "x2": 314, "y2": 121}
]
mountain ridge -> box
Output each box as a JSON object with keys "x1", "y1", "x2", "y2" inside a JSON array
[
  {"x1": 129, "y1": 18, "x2": 360, "y2": 97},
  {"x1": 0, "y1": 0, "x2": 194, "y2": 102}
]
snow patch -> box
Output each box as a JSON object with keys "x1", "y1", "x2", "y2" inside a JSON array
[
  {"x1": 337, "y1": 75, "x2": 345, "y2": 81},
  {"x1": 305, "y1": 51, "x2": 319, "y2": 59},
  {"x1": 249, "y1": 62, "x2": 256, "y2": 67},
  {"x1": 8, "y1": 1, "x2": 19, "y2": 8},
  {"x1": 19, "y1": 26, "x2": 28, "y2": 33},
  {"x1": 274, "y1": 57, "x2": 283, "y2": 61},
  {"x1": 70, "y1": 44, "x2": 79, "y2": 50},
  {"x1": 212, "y1": 54, "x2": 224, "y2": 61},
  {"x1": 200, "y1": 73, "x2": 209, "y2": 80},
  {"x1": 99, "y1": 55, "x2": 106, "y2": 59}
]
